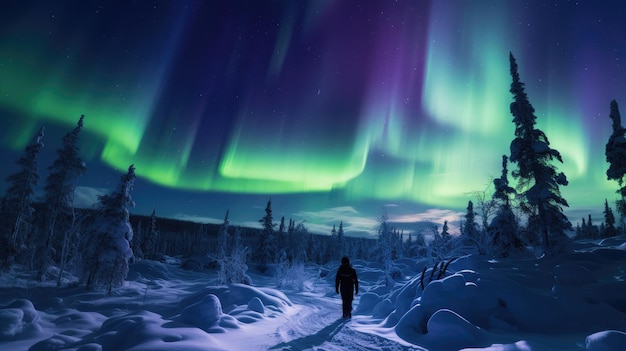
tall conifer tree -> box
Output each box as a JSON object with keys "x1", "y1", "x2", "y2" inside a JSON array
[
  {"x1": 605, "y1": 100, "x2": 626, "y2": 220},
  {"x1": 257, "y1": 199, "x2": 275, "y2": 272},
  {"x1": 0, "y1": 127, "x2": 44, "y2": 269},
  {"x1": 603, "y1": 199, "x2": 618, "y2": 238},
  {"x1": 37, "y1": 115, "x2": 86, "y2": 280},
  {"x1": 508, "y1": 53, "x2": 571, "y2": 255}
]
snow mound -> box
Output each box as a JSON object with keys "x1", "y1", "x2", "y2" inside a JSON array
[
  {"x1": 353, "y1": 292, "x2": 379, "y2": 315},
  {"x1": 175, "y1": 283, "x2": 293, "y2": 329},
  {"x1": 586, "y1": 330, "x2": 626, "y2": 351},
  {"x1": 426, "y1": 308, "x2": 485, "y2": 349},
  {"x1": 180, "y1": 294, "x2": 223, "y2": 332},
  {"x1": 0, "y1": 299, "x2": 42, "y2": 340},
  {"x1": 248, "y1": 297, "x2": 265, "y2": 314},
  {"x1": 33, "y1": 310, "x2": 228, "y2": 351}
]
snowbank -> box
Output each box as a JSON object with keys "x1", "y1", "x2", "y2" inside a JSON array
[
  {"x1": 0, "y1": 299, "x2": 41, "y2": 340},
  {"x1": 357, "y1": 248, "x2": 626, "y2": 350}
]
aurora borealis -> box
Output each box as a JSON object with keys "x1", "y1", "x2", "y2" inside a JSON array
[{"x1": 1, "y1": 1, "x2": 625, "y2": 236}]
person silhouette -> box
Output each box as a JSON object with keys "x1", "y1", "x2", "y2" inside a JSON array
[{"x1": 335, "y1": 256, "x2": 358, "y2": 318}]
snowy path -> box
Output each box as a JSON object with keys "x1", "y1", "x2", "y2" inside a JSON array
[{"x1": 258, "y1": 287, "x2": 422, "y2": 351}]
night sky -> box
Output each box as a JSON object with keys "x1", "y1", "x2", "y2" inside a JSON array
[{"x1": 1, "y1": 1, "x2": 625, "y2": 237}]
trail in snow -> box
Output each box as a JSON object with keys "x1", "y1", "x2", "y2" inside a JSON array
[{"x1": 264, "y1": 286, "x2": 422, "y2": 351}]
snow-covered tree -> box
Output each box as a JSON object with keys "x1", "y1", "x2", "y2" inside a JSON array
[
  {"x1": 142, "y1": 208, "x2": 159, "y2": 259},
  {"x1": 577, "y1": 217, "x2": 589, "y2": 240},
  {"x1": 37, "y1": 115, "x2": 86, "y2": 280},
  {"x1": 56, "y1": 208, "x2": 86, "y2": 287},
  {"x1": 488, "y1": 154, "x2": 521, "y2": 257},
  {"x1": 605, "y1": 100, "x2": 626, "y2": 223},
  {"x1": 82, "y1": 164, "x2": 136, "y2": 292},
  {"x1": 217, "y1": 226, "x2": 251, "y2": 285},
  {"x1": 603, "y1": 199, "x2": 618, "y2": 238},
  {"x1": 217, "y1": 212, "x2": 251, "y2": 285},
  {"x1": 217, "y1": 210, "x2": 230, "y2": 258},
  {"x1": 256, "y1": 199, "x2": 276, "y2": 272},
  {"x1": 587, "y1": 214, "x2": 599, "y2": 239},
  {"x1": 0, "y1": 127, "x2": 44, "y2": 270},
  {"x1": 337, "y1": 221, "x2": 345, "y2": 256},
  {"x1": 328, "y1": 223, "x2": 338, "y2": 261},
  {"x1": 216, "y1": 209, "x2": 231, "y2": 283},
  {"x1": 291, "y1": 221, "x2": 309, "y2": 263},
  {"x1": 508, "y1": 52, "x2": 571, "y2": 256},
  {"x1": 407, "y1": 231, "x2": 428, "y2": 258},
  {"x1": 374, "y1": 215, "x2": 399, "y2": 286},
  {"x1": 488, "y1": 207, "x2": 520, "y2": 258},
  {"x1": 440, "y1": 221, "x2": 450, "y2": 240},
  {"x1": 605, "y1": 100, "x2": 626, "y2": 191},
  {"x1": 276, "y1": 216, "x2": 286, "y2": 253},
  {"x1": 427, "y1": 223, "x2": 450, "y2": 262},
  {"x1": 493, "y1": 155, "x2": 516, "y2": 207},
  {"x1": 463, "y1": 200, "x2": 480, "y2": 244}
]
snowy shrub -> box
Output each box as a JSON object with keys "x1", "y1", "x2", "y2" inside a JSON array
[
  {"x1": 217, "y1": 245, "x2": 251, "y2": 286},
  {"x1": 217, "y1": 226, "x2": 251, "y2": 286},
  {"x1": 276, "y1": 259, "x2": 308, "y2": 291}
]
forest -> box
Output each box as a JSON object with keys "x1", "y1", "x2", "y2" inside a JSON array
[{"x1": 1, "y1": 53, "x2": 626, "y2": 294}]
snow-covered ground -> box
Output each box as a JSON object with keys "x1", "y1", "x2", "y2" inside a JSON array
[{"x1": 2, "y1": 237, "x2": 626, "y2": 351}]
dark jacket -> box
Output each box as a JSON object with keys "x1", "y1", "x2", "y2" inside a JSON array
[{"x1": 335, "y1": 263, "x2": 358, "y2": 297}]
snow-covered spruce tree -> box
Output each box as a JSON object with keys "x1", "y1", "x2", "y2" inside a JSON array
[
  {"x1": 507, "y1": 53, "x2": 571, "y2": 256},
  {"x1": 337, "y1": 221, "x2": 345, "y2": 256},
  {"x1": 577, "y1": 217, "x2": 589, "y2": 240},
  {"x1": 488, "y1": 155, "x2": 521, "y2": 257},
  {"x1": 256, "y1": 199, "x2": 276, "y2": 273},
  {"x1": 0, "y1": 127, "x2": 44, "y2": 270},
  {"x1": 603, "y1": 199, "x2": 618, "y2": 238},
  {"x1": 462, "y1": 200, "x2": 481, "y2": 248},
  {"x1": 328, "y1": 224, "x2": 338, "y2": 261},
  {"x1": 605, "y1": 100, "x2": 626, "y2": 224},
  {"x1": 404, "y1": 230, "x2": 427, "y2": 258},
  {"x1": 374, "y1": 215, "x2": 397, "y2": 286},
  {"x1": 37, "y1": 115, "x2": 86, "y2": 281},
  {"x1": 131, "y1": 221, "x2": 145, "y2": 259},
  {"x1": 217, "y1": 210, "x2": 230, "y2": 258},
  {"x1": 216, "y1": 209, "x2": 231, "y2": 284},
  {"x1": 427, "y1": 223, "x2": 449, "y2": 262},
  {"x1": 587, "y1": 214, "x2": 599, "y2": 239},
  {"x1": 292, "y1": 221, "x2": 309, "y2": 263},
  {"x1": 82, "y1": 164, "x2": 136, "y2": 292},
  {"x1": 276, "y1": 216, "x2": 287, "y2": 256},
  {"x1": 141, "y1": 208, "x2": 159, "y2": 260}
]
